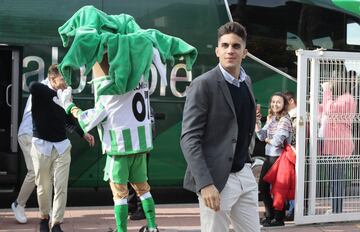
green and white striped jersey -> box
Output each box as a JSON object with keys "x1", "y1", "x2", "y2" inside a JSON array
[{"x1": 77, "y1": 76, "x2": 153, "y2": 156}]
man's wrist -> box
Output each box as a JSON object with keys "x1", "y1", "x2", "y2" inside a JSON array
[
  {"x1": 65, "y1": 103, "x2": 75, "y2": 114},
  {"x1": 70, "y1": 106, "x2": 82, "y2": 118}
]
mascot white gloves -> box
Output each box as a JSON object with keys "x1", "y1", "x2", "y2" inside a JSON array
[{"x1": 53, "y1": 86, "x2": 75, "y2": 113}]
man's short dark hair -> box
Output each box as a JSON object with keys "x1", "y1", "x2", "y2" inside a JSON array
[
  {"x1": 48, "y1": 64, "x2": 60, "y2": 79},
  {"x1": 218, "y1": 22, "x2": 247, "y2": 42},
  {"x1": 284, "y1": 91, "x2": 297, "y2": 104}
]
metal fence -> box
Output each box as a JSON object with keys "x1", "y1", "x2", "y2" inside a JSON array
[{"x1": 295, "y1": 50, "x2": 360, "y2": 224}]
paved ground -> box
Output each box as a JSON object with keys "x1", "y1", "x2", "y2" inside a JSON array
[{"x1": 1, "y1": 204, "x2": 360, "y2": 232}]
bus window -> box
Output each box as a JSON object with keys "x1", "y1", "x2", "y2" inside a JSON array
[
  {"x1": 297, "y1": 5, "x2": 344, "y2": 50},
  {"x1": 286, "y1": 32, "x2": 305, "y2": 51},
  {"x1": 312, "y1": 37, "x2": 333, "y2": 49},
  {"x1": 347, "y1": 19, "x2": 360, "y2": 45},
  {"x1": 227, "y1": 0, "x2": 352, "y2": 77}
]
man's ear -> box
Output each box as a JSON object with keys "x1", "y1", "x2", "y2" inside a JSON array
[
  {"x1": 49, "y1": 76, "x2": 55, "y2": 88},
  {"x1": 290, "y1": 98, "x2": 295, "y2": 105},
  {"x1": 215, "y1": 46, "x2": 220, "y2": 58},
  {"x1": 243, "y1": 48, "x2": 248, "y2": 59}
]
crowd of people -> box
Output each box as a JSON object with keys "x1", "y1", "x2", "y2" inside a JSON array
[{"x1": 9, "y1": 13, "x2": 357, "y2": 232}]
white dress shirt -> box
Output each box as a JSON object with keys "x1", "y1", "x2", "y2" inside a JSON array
[
  {"x1": 18, "y1": 79, "x2": 50, "y2": 137},
  {"x1": 218, "y1": 64, "x2": 246, "y2": 87}
]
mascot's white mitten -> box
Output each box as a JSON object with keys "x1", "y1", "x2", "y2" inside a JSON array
[{"x1": 53, "y1": 86, "x2": 75, "y2": 114}]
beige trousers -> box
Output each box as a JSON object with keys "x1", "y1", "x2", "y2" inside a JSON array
[
  {"x1": 199, "y1": 164, "x2": 260, "y2": 232},
  {"x1": 31, "y1": 144, "x2": 71, "y2": 227},
  {"x1": 17, "y1": 134, "x2": 36, "y2": 207}
]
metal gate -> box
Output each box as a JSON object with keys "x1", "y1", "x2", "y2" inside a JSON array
[{"x1": 295, "y1": 50, "x2": 360, "y2": 224}]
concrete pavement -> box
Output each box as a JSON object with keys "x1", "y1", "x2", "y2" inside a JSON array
[{"x1": 1, "y1": 204, "x2": 360, "y2": 232}]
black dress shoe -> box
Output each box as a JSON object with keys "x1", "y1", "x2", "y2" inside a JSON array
[
  {"x1": 263, "y1": 219, "x2": 285, "y2": 227},
  {"x1": 260, "y1": 217, "x2": 272, "y2": 226},
  {"x1": 130, "y1": 209, "x2": 146, "y2": 220},
  {"x1": 139, "y1": 225, "x2": 159, "y2": 232},
  {"x1": 40, "y1": 218, "x2": 50, "y2": 232},
  {"x1": 51, "y1": 224, "x2": 64, "y2": 232}
]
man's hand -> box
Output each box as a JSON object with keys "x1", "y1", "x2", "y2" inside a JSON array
[
  {"x1": 53, "y1": 86, "x2": 74, "y2": 113},
  {"x1": 200, "y1": 184, "x2": 220, "y2": 211},
  {"x1": 83, "y1": 133, "x2": 95, "y2": 147}
]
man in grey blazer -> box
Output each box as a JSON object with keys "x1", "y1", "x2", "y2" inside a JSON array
[{"x1": 181, "y1": 22, "x2": 260, "y2": 232}]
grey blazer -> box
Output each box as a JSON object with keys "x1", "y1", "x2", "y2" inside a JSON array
[{"x1": 180, "y1": 66, "x2": 256, "y2": 193}]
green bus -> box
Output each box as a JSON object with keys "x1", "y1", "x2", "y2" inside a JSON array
[{"x1": 0, "y1": 0, "x2": 359, "y2": 194}]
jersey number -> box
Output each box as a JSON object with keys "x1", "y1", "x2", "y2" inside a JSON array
[{"x1": 132, "y1": 92, "x2": 148, "y2": 122}]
